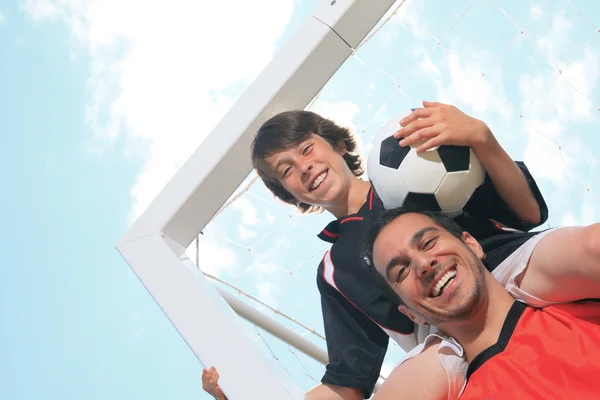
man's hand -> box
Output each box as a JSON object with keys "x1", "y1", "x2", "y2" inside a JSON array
[
  {"x1": 393, "y1": 101, "x2": 491, "y2": 153},
  {"x1": 202, "y1": 367, "x2": 227, "y2": 400}
]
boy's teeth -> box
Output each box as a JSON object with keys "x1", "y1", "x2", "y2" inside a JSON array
[
  {"x1": 432, "y1": 269, "x2": 456, "y2": 297},
  {"x1": 311, "y1": 171, "x2": 327, "y2": 190}
]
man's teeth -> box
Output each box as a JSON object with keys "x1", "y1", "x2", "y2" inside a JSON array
[
  {"x1": 311, "y1": 171, "x2": 327, "y2": 190},
  {"x1": 432, "y1": 269, "x2": 456, "y2": 297}
]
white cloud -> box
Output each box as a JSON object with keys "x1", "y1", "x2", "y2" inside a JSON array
[
  {"x1": 21, "y1": 0, "x2": 295, "y2": 224},
  {"x1": 389, "y1": 0, "x2": 428, "y2": 38},
  {"x1": 519, "y1": 14, "x2": 599, "y2": 185},
  {"x1": 309, "y1": 98, "x2": 363, "y2": 155},
  {"x1": 255, "y1": 279, "x2": 281, "y2": 311},
  {"x1": 238, "y1": 225, "x2": 257, "y2": 241},
  {"x1": 310, "y1": 99, "x2": 360, "y2": 132},
  {"x1": 559, "y1": 195, "x2": 597, "y2": 227},
  {"x1": 436, "y1": 50, "x2": 511, "y2": 119},
  {"x1": 21, "y1": 0, "x2": 62, "y2": 22},
  {"x1": 421, "y1": 9, "x2": 598, "y2": 191},
  {"x1": 251, "y1": 259, "x2": 280, "y2": 276},
  {"x1": 413, "y1": 47, "x2": 441, "y2": 78},
  {"x1": 185, "y1": 235, "x2": 237, "y2": 277},
  {"x1": 232, "y1": 197, "x2": 260, "y2": 227},
  {"x1": 265, "y1": 210, "x2": 276, "y2": 224},
  {"x1": 560, "y1": 211, "x2": 576, "y2": 227},
  {"x1": 581, "y1": 201, "x2": 596, "y2": 225},
  {"x1": 536, "y1": 11, "x2": 574, "y2": 64},
  {"x1": 530, "y1": 4, "x2": 543, "y2": 21},
  {"x1": 373, "y1": 0, "x2": 428, "y2": 48},
  {"x1": 520, "y1": 117, "x2": 567, "y2": 182}
]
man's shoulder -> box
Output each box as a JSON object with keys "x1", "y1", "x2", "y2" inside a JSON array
[
  {"x1": 462, "y1": 301, "x2": 600, "y2": 399},
  {"x1": 537, "y1": 299, "x2": 600, "y2": 323}
]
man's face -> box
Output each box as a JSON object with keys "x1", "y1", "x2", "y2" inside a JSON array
[{"x1": 372, "y1": 213, "x2": 487, "y2": 326}]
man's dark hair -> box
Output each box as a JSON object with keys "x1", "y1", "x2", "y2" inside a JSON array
[
  {"x1": 360, "y1": 206, "x2": 465, "y2": 306},
  {"x1": 251, "y1": 110, "x2": 364, "y2": 213}
]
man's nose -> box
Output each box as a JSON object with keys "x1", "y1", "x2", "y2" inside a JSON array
[{"x1": 415, "y1": 255, "x2": 437, "y2": 278}]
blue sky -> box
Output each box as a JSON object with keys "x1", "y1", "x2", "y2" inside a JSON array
[{"x1": 1, "y1": 0, "x2": 599, "y2": 399}]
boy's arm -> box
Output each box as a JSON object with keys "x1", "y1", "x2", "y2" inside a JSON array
[
  {"x1": 470, "y1": 124, "x2": 541, "y2": 226},
  {"x1": 316, "y1": 271, "x2": 390, "y2": 399},
  {"x1": 463, "y1": 159, "x2": 548, "y2": 232},
  {"x1": 200, "y1": 273, "x2": 388, "y2": 400},
  {"x1": 396, "y1": 102, "x2": 547, "y2": 230},
  {"x1": 305, "y1": 383, "x2": 364, "y2": 400}
]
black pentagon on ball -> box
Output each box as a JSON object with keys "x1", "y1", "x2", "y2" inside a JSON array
[
  {"x1": 437, "y1": 145, "x2": 471, "y2": 172},
  {"x1": 379, "y1": 135, "x2": 410, "y2": 169},
  {"x1": 403, "y1": 192, "x2": 442, "y2": 212}
]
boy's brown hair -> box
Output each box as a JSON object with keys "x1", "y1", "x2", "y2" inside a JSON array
[{"x1": 251, "y1": 110, "x2": 364, "y2": 213}]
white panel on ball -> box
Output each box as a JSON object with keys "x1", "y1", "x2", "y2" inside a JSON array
[
  {"x1": 435, "y1": 149, "x2": 485, "y2": 215},
  {"x1": 434, "y1": 171, "x2": 473, "y2": 217},
  {"x1": 468, "y1": 150, "x2": 486, "y2": 190},
  {"x1": 398, "y1": 150, "x2": 447, "y2": 194},
  {"x1": 371, "y1": 165, "x2": 410, "y2": 209}
]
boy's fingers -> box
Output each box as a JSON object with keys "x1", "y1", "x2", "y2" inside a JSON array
[
  {"x1": 422, "y1": 100, "x2": 444, "y2": 108},
  {"x1": 399, "y1": 126, "x2": 438, "y2": 147},
  {"x1": 208, "y1": 370, "x2": 220, "y2": 386},
  {"x1": 394, "y1": 117, "x2": 434, "y2": 140},
  {"x1": 415, "y1": 135, "x2": 444, "y2": 153},
  {"x1": 400, "y1": 107, "x2": 433, "y2": 127}
]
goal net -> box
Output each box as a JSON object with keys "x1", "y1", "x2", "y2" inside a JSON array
[{"x1": 121, "y1": 0, "x2": 600, "y2": 398}]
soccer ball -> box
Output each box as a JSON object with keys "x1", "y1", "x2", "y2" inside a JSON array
[{"x1": 366, "y1": 114, "x2": 485, "y2": 217}]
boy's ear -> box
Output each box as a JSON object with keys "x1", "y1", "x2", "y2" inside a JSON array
[
  {"x1": 461, "y1": 231, "x2": 484, "y2": 260},
  {"x1": 397, "y1": 305, "x2": 427, "y2": 326},
  {"x1": 336, "y1": 140, "x2": 347, "y2": 155}
]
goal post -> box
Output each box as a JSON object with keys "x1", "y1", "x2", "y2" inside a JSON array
[{"x1": 116, "y1": 1, "x2": 396, "y2": 399}]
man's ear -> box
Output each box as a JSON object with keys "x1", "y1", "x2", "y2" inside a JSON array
[
  {"x1": 461, "y1": 231, "x2": 484, "y2": 260},
  {"x1": 398, "y1": 305, "x2": 427, "y2": 326}
]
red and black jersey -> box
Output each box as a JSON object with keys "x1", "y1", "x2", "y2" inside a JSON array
[
  {"x1": 461, "y1": 300, "x2": 600, "y2": 399},
  {"x1": 316, "y1": 161, "x2": 549, "y2": 398}
]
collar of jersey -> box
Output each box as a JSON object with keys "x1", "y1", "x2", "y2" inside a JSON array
[{"x1": 317, "y1": 186, "x2": 377, "y2": 243}]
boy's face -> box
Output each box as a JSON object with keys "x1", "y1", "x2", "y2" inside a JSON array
[
  {"x1": 264, "y1": 134, "x2": 352, "y2": 210},
  {"x1": 371, "y1": 212, "x2": 487, "y2": 326}
]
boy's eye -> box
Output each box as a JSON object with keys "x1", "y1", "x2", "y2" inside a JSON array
[
  {"x1": 302, "y1": 144, "x2": 313, "y2": 155},
  {"x1": 281, "y1": 166, "x2": 291, "y2": 178}
]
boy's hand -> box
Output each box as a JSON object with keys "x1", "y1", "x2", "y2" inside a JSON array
[
  {"x1": 393, "y1": 101, "x2": 492, "y2": 153},
  {"x1": 202, "y1": 367, "x2": 227, "y2": 400}
]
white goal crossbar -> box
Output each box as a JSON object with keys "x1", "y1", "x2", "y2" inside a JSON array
[{"x1": 116, "y1": 1, "x2": 396, "y2": 398}]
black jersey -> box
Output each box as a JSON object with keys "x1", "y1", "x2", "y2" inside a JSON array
[{"x1": 316, "y1": 161, "x2": 548, "y2": 397}]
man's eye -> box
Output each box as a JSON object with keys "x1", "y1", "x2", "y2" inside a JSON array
[
  {"x1": 422, "y1": 238, "x2": 436, "y2": 250},
  {"x1": 396, "y1": 266, "x2": 407, "y2": 282}
]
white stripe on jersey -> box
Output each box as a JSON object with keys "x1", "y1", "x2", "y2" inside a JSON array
[{"x1": 322, "y1": 250, "x2": 419, "y2": 353}]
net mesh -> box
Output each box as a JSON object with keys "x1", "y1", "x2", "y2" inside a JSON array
[{"x1": 188, "y1": 0, "x2": 599, "y2": 393}]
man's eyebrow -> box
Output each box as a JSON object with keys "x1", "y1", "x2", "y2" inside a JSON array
[
  {"x1": 410, "y1": 227, "x2": 440, "y2": 248},
  {"x1": 383, "y1": 226, "x2": 440, "y2": 280}
]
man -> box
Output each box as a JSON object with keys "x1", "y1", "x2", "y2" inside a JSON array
[{"x1": 361, "y1": 207, "x2": 600, "y2": 399}]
